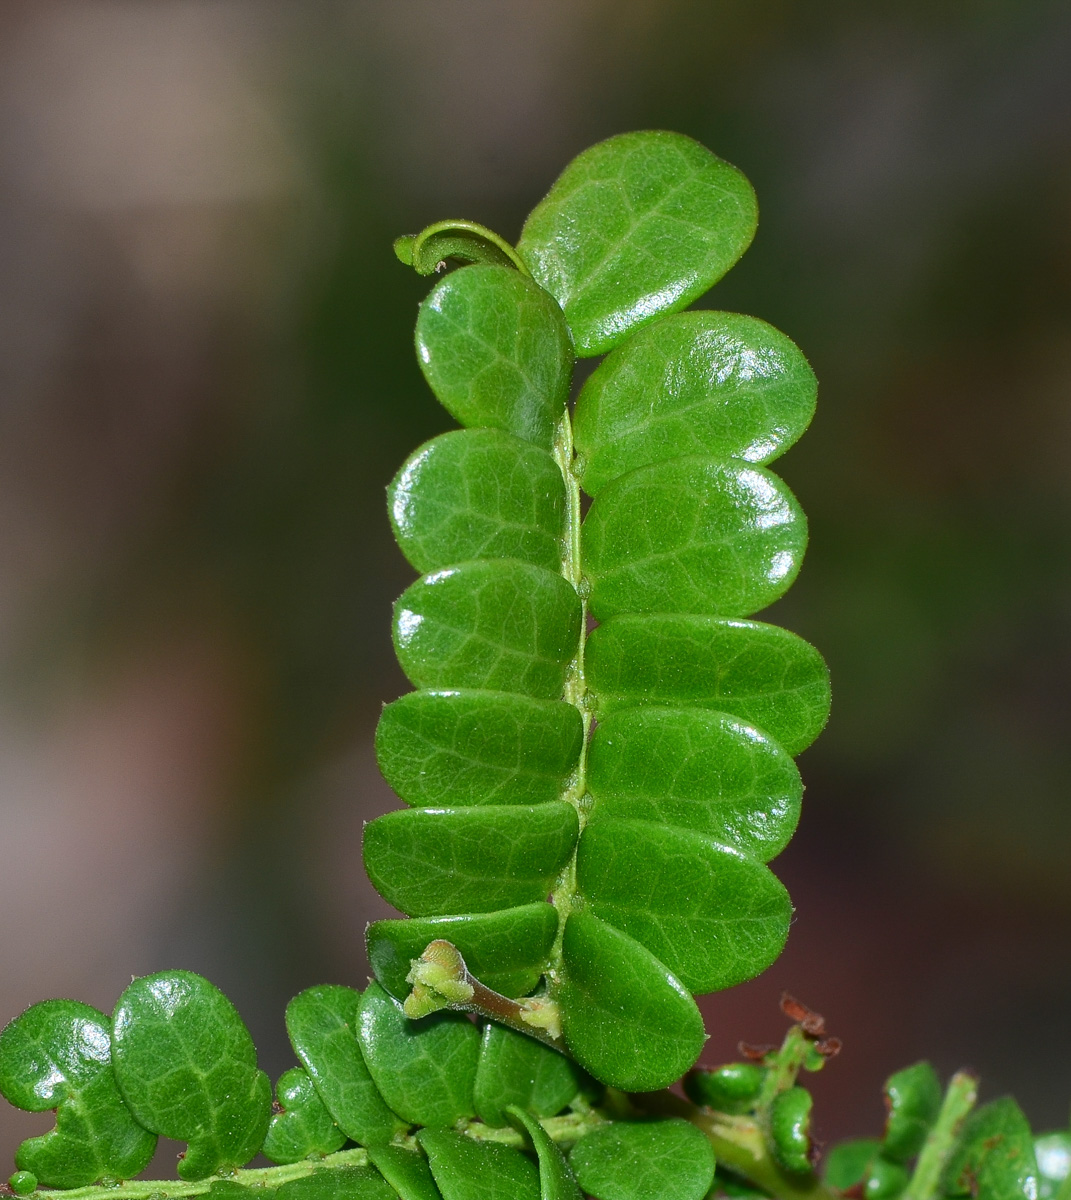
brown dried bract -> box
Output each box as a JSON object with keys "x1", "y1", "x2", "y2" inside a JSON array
[{"x1": 780, "y1": 991, "x2": 827, "y2": 1036}]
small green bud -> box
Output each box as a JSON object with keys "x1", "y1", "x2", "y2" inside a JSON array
[{"x1": 9, "y1": 1171, "x2": 37, "y2": 1196}]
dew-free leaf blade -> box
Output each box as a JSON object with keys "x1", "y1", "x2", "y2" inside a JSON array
[
  {"x1": 363, "y1": 804, "x2": 579, "y2": 917},
  {"x1": 473, "y1": 1023, "x2": 585, "y2": 1128},
  {"x1": 559, "y1": 912, "x2": 705, "y2": 1091},
  {"x1": 356, "y1": 984, "x2": 479, "y2": 1129},
  {"x1": 262, "y1": 1068, "x2": 345, "y2": 1165},
  {"x1": 573, "y1": 311, "x2": 817, "y2": 495},
  {"x1": 274, "y1": 1167, "x2": 398, "y2": 1200},
  {"x1": 576, "y1": 819, "x2": 791, "y2": 993},
  {"x1": 375, "y1": 691, "x2": 582, "y2": 809},
  {"x1": 414, "y1": 264, "x2": 573, "y2": 448},
  {"x1": 581, "y1": 458, "x2": 807, "y2": 621},
  {"x1": 822, "y1": 1140, "x2": 882, "y2": 1190},
  {"x1": 587, "y1": 707, "x2": 801, "y2": 861},
  {"x1": 517, "y1": 131, "x2": 757, "y2": 357},
  {"x1": 285, "y1": 985, "x2": 407, "y2": 1146},
  {"x1": 394, "y1": 561, "x2": 582, "y2": 700},
  {"x1": 111, "y1": 971, "x2": 271, "y2": 1180},
  {"x1": 366, "y1": 1144, "x2": 445, "y2": 1200},
  {"x1": 568, "y1": 1118, "x2": 716, "y2": 1200},
  {"x1": 507, "y1": 1106, "x2": 582, "y2": 1200},
  {"x1": 389, "y1": 430, "x2": 566, "y2": 575},
  {"x1": 368, "y1": 904, "x2": 558, "y2": 1001},
  {"x1": 418, "y1": 1129, "x2": 540, "y2": 1200},
  {"x1": 943, "y1": 1098, "x2": 1039, "y2": 1200},
  {"x1": 0, "y1": 1000, "x2": 156, "y2": 1188},
  {"x1": 881, "y1": 1062, "x2": 941, "y2": 1163},
  {"x1": 585, "y1": 614, "x2": 830, "y2": 755}
]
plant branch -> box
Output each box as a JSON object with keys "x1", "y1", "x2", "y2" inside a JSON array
[{"x1": 900, "y1": 1071, "x2": 978, "y2": 1200}]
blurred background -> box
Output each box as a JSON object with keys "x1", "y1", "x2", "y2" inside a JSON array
[{"x1": 1, "y1": 0, "x2": 1069, "y2": 1166}]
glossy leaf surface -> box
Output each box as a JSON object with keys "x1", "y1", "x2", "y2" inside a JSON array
[
  {"x1": 0, "y1": 1000, "x2": 156, "y2": 1188},
  {"x1": 1034, "y1": 1133, "x2": 1071, "y2": 1200},
  {"x1": 418, "y1": 1129, "x2": 540, "y2": 1200},
  {"x1": 394, "y1": 561, "x2": 581, "y2": 700},
  {"x1": 356, "y1": 984, "x2": 479, "y2": 1128},
  {"x1": 587, "y1": 707, "x2": 801, "y2": 860},
  {"x1": 881, "y1": 1061, "x2": 941, "y2": 1163},
  {"x1": 375, "y1": 691, "x2": 582, "y2": 809},
  {"x1": 770, "y1": 1086, "x2": 812, "y2": 1175},
  {"x1": 586, "y1": 614, "x2": 830, "y2": 754},
  {"x1": 559, "y1": 912, "x2": 705, "y2": 1091},
  {"x1": 111, "y1": 972, "x2": 271, "y2": 1180},
  {"x1": 363, "y1": 803, "x2": 578, "y2": 917},
  {"x1": 414, "y1": 264, "x2": 572, "y2": 448},
  {"x1": 368, "y1": 905, "x2": 558, "y2": 1001},
  {"x1": 473, "y1": 1023, "x2": 584, "y2": 1128},
  {"x1": 573, "y1": 311, "x2": 817, "y2": 495},
  {"x1": 262, "y1": 1069, "x2": 345, "y2": 1165},
  {"x1": 285, "y1": 985, "x2": 406, "y2": 1146},
  {"x1": 684, "y1": 1062, "x2": 765, "y2": 1114},
  {"x1": 576, "y1": 819, "x2": 791, "y2": 992},
  {"x1": 582, "y1": 457, "x2": 806, "y2": 620},
  {"x1": 365, "y1": 1144, "x2": 445, "y2": 1200},
  {"x1": 568, "y1": 1119, "x2": 716, "y2": 1200},
  {"x1": 507, "y1": 1106, "x2": 582, "y2": 1200},
  {"x1": 943, "y1": 1098, "x2": 1038, "y2": 1200},
  {"x1": 274, "y1": 1167, "x2": 397, "y2": 1200},
  {"x1": 517, "y1": 131, "x2": 756, "y2": 356},
  {"x1": 389, "y1": 430, "x2": 565, "y2": 575},
  {"x1": 823, "y1": 1140, "x2": 882, "y2": 1190}
]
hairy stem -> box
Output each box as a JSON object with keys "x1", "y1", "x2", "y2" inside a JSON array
[{"x1": 901, "y1": 1071, "x2": 978, "y2": 1200}]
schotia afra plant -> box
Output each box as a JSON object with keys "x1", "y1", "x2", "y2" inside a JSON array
[{"x1": 0, "y1": 131, "x2": 1064, "y2": 1200}]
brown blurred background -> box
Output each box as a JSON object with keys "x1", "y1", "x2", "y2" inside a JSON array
[{"x1": 1, "y1": 0, "x2": 1070, "y2": 1168}]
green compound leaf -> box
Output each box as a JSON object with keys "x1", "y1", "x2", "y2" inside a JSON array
[
  {"x1": 575, "y1": 819, "x2": 791, "y2": 993},
  {"x1": 285, "y1": 985, "x2": 406, "y2": 1146},
  {"x1": 375, "y1": 691, "x2": 582, "y2": 809},
  {"x1": 393, "y1": 561, "x2": 582, "y2": 701},
  {"x1": 559, "y1": 912, "x2": 705, "y2": 1091},
  {"x1": 573, "y1": 311, "x2": 817, "y2": 495},
  {"x1": 110, "y1": 971, "x2": 271, "y2": 1181},
  {"x1": 414, "y1": 264, "x2": 573, "y2": 449},
  {"x1": 881, "y1": 1061, "x2": 942, "y2": 1163},
  {"x1": 368, "y1": 905, "x2": 559, "y2": 1001},
  {"x1": 262, "y1": 1068, "x2": 345, "y2": 1165},
  {"x1": 0, "y1": 1000, "x2": 156, "y2": 1188},
  {"x1": 944, "y1": 1098, "x2": 1039, "y2": 1200},
  {"x1": 586, "y1": 614, "x2": 830, "y2": 754},
  {"x1": 366, "y1": 1144, "x2": 445, "y2": 1200},
  {"x1": 418, "y1": 1129, "x2": 540, "y2": 1200},
  {"x1": 507, "y1": 1106, "x2": 583, "y2": 1200},
  {"x1": 568, "y1": 1118, "x2": 716, "y2": 1200},
  {"x1": 587, "y1": 707, "x2": 801, "y2": 861},
  {"x1": 389, "y1": 430, "x2": 566, "y2": 575},
  {"x1": 274, "y1": 1167, "x2": 397, "y2": 1200},
  {"x1": 1034, "y1": 1133, "x2": 1071, "y2": 1200},
  {"x1": 823, "y1": 1139, "x2": 882, "y2": 1190},
  {"x1": 363, "y1": 803, "x2": 579, "y2": 917},
  {"x1": 581, "y1": 457, "x2": 807, "y2": 621},
  {"x1": 356, "y1": 983, "x2": 479, "y2": 1128},
  {"x1": 473, "y1": 1023, "x2": 585, "y2": 1128},
  {"x1": 517, "y1": 131, "x2": 757, "y2": 357}
]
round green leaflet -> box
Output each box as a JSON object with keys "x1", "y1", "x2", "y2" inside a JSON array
[
  {"x1": 517, "y1": 131, "x2": 757, "y2": 356},
  {"x1": 414, "y1": 264, "x2": 573, "y2": 449},
  {"x1": 573, "y1": 310, "x2": 817, "y2": 496},
  {"x1": 262, "y1": 1068, "x2": 345, "y2": 1165},
  {"x1": 568, "y1": 1119, "x2": 716, "y2": 1200}
]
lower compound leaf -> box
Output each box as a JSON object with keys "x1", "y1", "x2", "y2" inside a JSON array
[
  {"x1": 356, "y1": 984, "x2": 479, "y2": 1128},
  {"x1": 507, "y1": 1105, "x2": 582, "y2": 1200},
  {"x1": 473, "y1": 1024, "x2": 585, "y2": 1128},
  {"x1": 558, "y1": 912, "x2": 706, "y2": 1091},
  {"x1": 417, "y1": 1129, "x2": 540, "y2": 1200},
  {"x1": 0, "y1": 1000, "x2": 157, "y2": 1188},
  {"x1": 568, "y1": 1119, "x2": 716, "y2": 1200},
  {"x1": 110, "y1": 971, "x2": 271, "y2": 1181},
  {"x1": 575, "y1": 818, "x2": 792, "y2": 993},
  {"x1": 367, "y1": 905, "x2": 558, "y2": 1001},
  {"x1": 262, "y1": 1068, "x2": 345, "y2": 1164},
  {"x1": 285, "y1": 985, "x2": 406, "y2": 1146}
]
